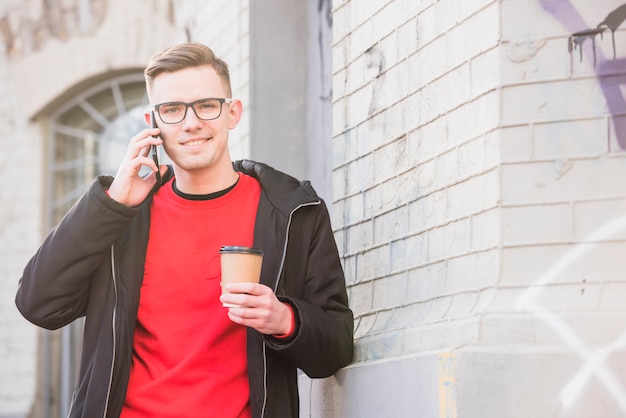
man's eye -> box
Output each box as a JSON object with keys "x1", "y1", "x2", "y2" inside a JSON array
[
  {"x1": 162, "y1": 105, "x2": 183, "y2": 114},
  {"x1": 198, "y1": 101, "x2": 218, "y2": 109}
]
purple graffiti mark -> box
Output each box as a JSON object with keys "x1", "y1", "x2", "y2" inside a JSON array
[
  {"x1": 541, "y1": 0, "x2": 626, "y2": 149},
  {"x1": 568, "y1": 4, "x2": 626, "y2": 64}
]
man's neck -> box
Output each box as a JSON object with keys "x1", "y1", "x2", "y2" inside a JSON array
[{"x1": 172, "y1": 164, "x2": 239, "y2": 195}]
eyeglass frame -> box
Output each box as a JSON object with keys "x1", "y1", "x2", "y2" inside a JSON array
[{"x1": 153, "y1": 97, "x2": 234, "y2": 124}]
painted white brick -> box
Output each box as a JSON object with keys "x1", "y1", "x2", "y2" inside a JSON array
[
  {"x1": 434, "y1": 147, "x2": 459, "y2": 187},
  {"x1": 355, "y1": 116, "x2": 388, "y2": 157},
  {"x1": 447, "y1": 249, "x2": 500, "y2": 292},
  {"x1": 471, "y1": 208, "x2": 501, "y2": 251},
  {"x1": 355, "y1": 245, "x2": 391, "y2": 282},
  {"x1": 353, "y1": 326, "x2": 404, "y2": 361},
  {"x1": 374, "y1": 205, "x2": 408, "y2": 246},
  {"x1": 470, "y1": 46, "x2": 500, "y2": 98},
  {"x1": 500, "y1": 125, "x2": 533, "y2": 163},
  {"x1": 484, "y1": 129, "x2": 500, "y2": 169},
  {"x1": 600, "y1": 283, "x2": 626, "y2": 311},
  {"x1": 407, "y1": 116, "x2": 448, "y2": 163},
  {"x1": 501, "y1": 38, "x2": 570, "y2": 83},
  {"x1": 341, "y1": 192, "x2": 366, "y2": 226},
  {"x1": 396, "y1": 0, "x2": 433, "y2": 20},
  {"x1": 481, "y1": 312, "x2": 626, "y2": 347},
  {"x1": 409, "y1": 189, "x2": 448, "y2": 234},
  {"x1": 396, "y1": 18, "x2": 418, "y2": 61},
  {"x1": 346, "y1": 154, "x2": 375, "y2": 195},
  {"x1": 332, "y1": 165, "x2": 347, "y2": 199},
  {"x1": 345, "y1": 81, "x2": 374, "y2": 130},
  {"x1": 407, "y1": 36, "x2": 450, "y2": 94},
  {"x1": 332, "y1": 97, "x2": 349, "y2": 140},
  {"x1": 458, "y1": 136, "x2": 486, "y2": 180},
  {"x1": 346, "y1": 53, "x2": 373, "y2": 97},
  {"x1": 447, "y1": 91, "x2": 500, "y2": 146},
  {"x1": 533, "y1": 118, "x2": 608, "y2": 160},
  {"x1": 445, "y1": 2, "x2": 500, "y2": 67},
  {"x1": 501, "y1": 78, "x2": 611, "y2": 126},
  {"x1": 445, "y1": 291, "x2": 482, "y2": 318},
  {"x1": 501, "y1": 0, "x2": 573, "y2": 40},
  {"x1": 427, "y1": 219, "x2": 471, "y2": 263},
  {"x1": 365, "y1": 62, "x2": 411, "y2": 115},
  {"x1": 501, "y1": 158, "x2": 626, "y2": 205},
  {"x1": 350, "y1": 0, "x2": 386, "y2": 32},
  {"x1": 501, "y1": 242, "x2": 626, "y2": 286},
  {"x1": 346, "y1": 219, "x2": 374, "y2": 254},
  {"x1": 371, "y1": 1, "x2": 404, "y2": 44},
  {"x1": 406, "y1": 261, "x2": 446, "y2": 303},
  {"x1": 363, "y1": 183, "x2": 384, "y2": 217},
  {"x1": 368, "y1": 309, "x2": 396, "y2": 336},
  {"x1": 348, "y1": 281, "x2": 373, "y2": 318},
  {"x1": 372, "y1": 136, "x2": 409, "y2": 183},
  {"x1": 378, "y1": 175, "x2": 406, "y2": 214},
  {"x1": 331, "y1": 1, "x2": 350, "y2": 43},
  {"x1": 372, "y1": 272, "x2": 408, "y2": 311},
  {"x1": 574, "y1": 199, "x2": 626, "y2": 241},
  {"x1": 609, "y1": 115, "x2": 626, "y2": 153},
  {"x1": 447, "y1": 170, "x2": 499, "y2": 221},
  {"x1": 502, "y1": 203, "x2": 573, "y2": 245},
  {"x1": 415, "y1": 3, "x2": 438, "y2": 47},
  {"x1": 404, "y1": 232, "x2": 428, "y2": 270},
  {"x1": 346, "y1": 16, "x2": 377, "y2": 64}
]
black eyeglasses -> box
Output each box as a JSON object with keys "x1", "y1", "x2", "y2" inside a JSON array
[{"x1": 153, "y1": 98, "x2": 233, "y2": 124}]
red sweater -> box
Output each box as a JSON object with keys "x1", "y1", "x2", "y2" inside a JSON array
[{"x1": 120, "y1": 174, "x2": 260, "y2": 418}]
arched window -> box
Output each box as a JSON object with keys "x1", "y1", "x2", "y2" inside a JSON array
[{"x1": 47, "y1": 73, "x2": 149, "y2": 227}]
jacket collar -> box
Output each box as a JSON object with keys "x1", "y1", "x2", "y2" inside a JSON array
[{"x1": 233, "y1": 159, "x2": 320, "y2": 216}]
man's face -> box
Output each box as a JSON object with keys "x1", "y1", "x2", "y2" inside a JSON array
[{"x1": 149, "y1": 65, "x2": 241, "y2": 175}]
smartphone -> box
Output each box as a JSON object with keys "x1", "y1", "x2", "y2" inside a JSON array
[{"x1": 150, "y1": 111, "x2": 162, "y2": 185}]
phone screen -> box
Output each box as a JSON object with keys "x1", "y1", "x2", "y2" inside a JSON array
[{"x1": 150, "y1": 111, "x2": 162, "y2": 185}]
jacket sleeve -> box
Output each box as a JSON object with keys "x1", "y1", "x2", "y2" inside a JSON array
[
  {"x1": 264, "y1": 200, "x2": 354, "y2": 378},
  {"x1": 15, "y1": 176, "x2": 139, "y2": 330}
]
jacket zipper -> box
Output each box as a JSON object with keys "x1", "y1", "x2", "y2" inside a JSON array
[
  {"x1": 102, "y1": 245, "x2": 118, "y2": 418},
  {"x1": 260, "y1": 200, "x2": 320, "y2": 417}
]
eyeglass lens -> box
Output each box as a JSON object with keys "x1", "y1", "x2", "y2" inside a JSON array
[{"x1": 157, "y1": 99, "x2": 224, "y2": 124}]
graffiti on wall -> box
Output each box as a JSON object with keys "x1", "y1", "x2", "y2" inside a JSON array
[
  {"x1": 550, "y1": 1, "x2": 626, "y2": 149},
  {"x1": 527, "y1": 2, "x2": 626, "y2": 413},
  {"x1": 568, "y1": 4, "x2": 626, "y2": 64},
  {"x1": 0, "y1": 0, "x2": 107, "y2": 56}
]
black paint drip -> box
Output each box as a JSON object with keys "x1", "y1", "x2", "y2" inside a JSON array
[{"x1": 568, "y1": 3, "x2": 626, "y2": 64}]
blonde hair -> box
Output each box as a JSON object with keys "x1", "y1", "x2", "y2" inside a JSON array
[{"x1": 144, "y1": 43, "x2": 232, "y2": 96}]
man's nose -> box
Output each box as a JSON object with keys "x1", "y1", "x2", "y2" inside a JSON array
[{"x1": 181, "y1": 106, "x2": 203, "y2": 130}]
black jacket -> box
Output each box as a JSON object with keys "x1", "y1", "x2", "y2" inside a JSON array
[{"x1": 16, "y1": 160, "x2": 354, "y2": 418}]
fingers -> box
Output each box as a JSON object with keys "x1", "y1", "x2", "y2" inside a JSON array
[
  {"x1": 126, "y1": 129, "x2": 161, "y2": 165},
  {"x1": 107, "y1": 128, "x2": 162, "y2": 206},
  {"x1": 221, "y1": 285, "x2": 292, "y2": 335}
]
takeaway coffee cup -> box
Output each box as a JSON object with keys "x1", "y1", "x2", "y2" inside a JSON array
[{"x1": 219, "y1": 246, "x2": 264, "y2": 307}]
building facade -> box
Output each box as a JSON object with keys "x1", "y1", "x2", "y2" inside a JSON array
[{"x1": 2, "y1": 0, "x2": 626, "y2": 417}]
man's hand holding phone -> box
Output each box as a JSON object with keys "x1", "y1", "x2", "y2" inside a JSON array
[{"x1": 107, "y1": 112, "x2": 163, "y2": 207}]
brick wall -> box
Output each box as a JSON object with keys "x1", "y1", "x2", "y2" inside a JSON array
[
  {"x1": 333, "y1": 0, "x2": 499, "y2": 359},
  {"x1": 319, "y1": 0, "x2": 626, "y2": 417}
]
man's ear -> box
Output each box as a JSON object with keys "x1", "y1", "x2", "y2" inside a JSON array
[
  {"x1": 228, "y1": 99, "x2": 243, "y2": 129},
  {"x1": 144, "y1": 112, "x2": 151, "y2": 126}
]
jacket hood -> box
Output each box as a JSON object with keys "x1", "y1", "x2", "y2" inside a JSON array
[{"x1": 233, "y1": 159, "x2": 321, "y2": 216}]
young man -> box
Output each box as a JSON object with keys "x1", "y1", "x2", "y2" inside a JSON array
[{"x1": 16, "y1": 43, "x2": 354, "y2": 418}]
